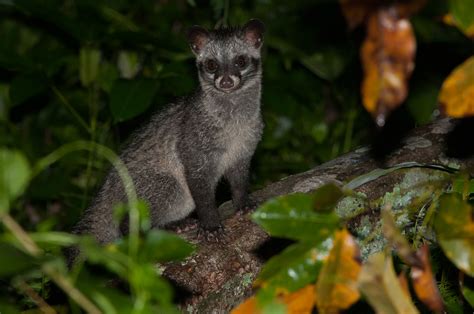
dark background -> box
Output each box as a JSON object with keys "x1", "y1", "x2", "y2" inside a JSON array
[{"x1": 0, "y1": 0, "x2": 471, "y2": 264}]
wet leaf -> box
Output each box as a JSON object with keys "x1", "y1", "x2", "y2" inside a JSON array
[
  {"x1": 0, "y1": 148, "x2": 31, "y2": 213},
  {"x1": 434, "y1": 193, "x2": 474, "y2": 276},
  {"x1": 410, "y1": 244, "x2": 445, "y2": 313},
  {"x1": 252, "y1": 193, "x2": 339, "y2": 242},
  {"x1": 315, "y1": 229, "x2": 361, "y2": 313},
  {"x1": 439, "y1": 56, "x2": 474, "y2": 118},
  {"x1": 255, "y1": 240, "x2": 333, "y2": 292},
  {"x1": 382, "y1": 209, "x2": 420, "y2": 267},
  {"x1": 358, "y1": 252, "x2": 419, "y2": 314},
  {"x1": 109, "y1": 79, "x2": 159, "y2": 122},
  {"x1": 361, "y1": 7, "x2": 416, "y2": 127}
]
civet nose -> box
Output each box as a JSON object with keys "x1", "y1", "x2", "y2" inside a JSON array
[{"x1": 219, "y1": 75, "x2": 234, "y2": 89}]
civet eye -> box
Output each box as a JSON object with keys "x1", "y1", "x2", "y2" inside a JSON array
[
  {"x1": 235, "y1": 55, "x2": 247, "y2": 69},
  {"x1": 205, "y1": 59, "x2": 218, "y2": 73}
]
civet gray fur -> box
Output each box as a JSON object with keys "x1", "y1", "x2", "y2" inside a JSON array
[{"x1": 71, "y1": 19, "x2": 265, "y2": 257}]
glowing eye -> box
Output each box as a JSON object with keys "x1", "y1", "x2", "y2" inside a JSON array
[
  {"x1": 205, "y1": 59, "x2": 218, "y2": 73},
  {"x1": 235, "y1": 55, "x2": 247, "y2": 69}
]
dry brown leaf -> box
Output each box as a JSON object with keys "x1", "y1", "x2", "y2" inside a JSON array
[
  {"x1": 361, "y1": 6, "x2": 416, "y2": 127},
  {"x1": 358, "y1": 252, "x2": 419, "y2": 314},
  {"x1": 339, "y1": 0, "x2": 378, "y2": 30},
  {"x1": 339, "y1": 0, "x2": 426, "y2": 29},
  {"x1": 316, "y1": 229, "x2": 361, "y2": 313},
  {"x1": 410, "y1": 244, "x2": 445, "y2": 313},
  {"x1": 439, "y1": 56, "x2": 474, "y2": 118}
]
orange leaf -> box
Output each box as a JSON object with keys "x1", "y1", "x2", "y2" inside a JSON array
[
  {"x1": 281, "y1": 285, "x2": 316, "y2": 314},
  {"x1": 439, "y1": 56, "x2": 474, "y2": 118},
  {"x1": 410, "y1": 244, "x2": 445, "y2": 313},
  {"x1": 232, "y1": 285, "x2": 316, "y2": 314},
  {"x1": 361, "y1": 7, "x2": 416, "y2": 127},
  {"x1": 231, "y1": 296, "x2": 260, "y2": 314},
  {"x1": 316, "y1": 229, "x2": 361, "y2": 313}
]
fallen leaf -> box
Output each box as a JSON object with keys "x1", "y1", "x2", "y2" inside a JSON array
[
  {"x1": 439, "y1": 56, "x2": 474, "y2": 118},
  {"x1": 433, "y1": 193, "x2": 474, "y2": 276},
  {"x1": 358, "y1": 252, "x2": 419, "y2": 314},
  {"x1": 316, "y1": 229, "x2": 361, "y2": 313},
  {"x1": 410, "y1": 244, "x2": 445, "y2": 313},
  {"x1": 361, "y1": 6, "x2": 416, "y2": 127}
]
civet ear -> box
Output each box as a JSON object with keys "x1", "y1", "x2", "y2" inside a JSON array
[
  {"x1": 242, "y1": 19, "x2": 265, "y2": 49},
  {"x1": 187, "y1": 25, "x2": 210, "y2": 55}
]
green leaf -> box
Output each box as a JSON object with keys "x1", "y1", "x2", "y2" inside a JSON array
[
  {"x1": 256, "y1": 240, "x2": 332, "y2": 292},
  {"x1": 449, "y1": 0, "x2": 474, "y2": 37},
  {"x1": 252, "y1": 193, "x2": 339, "y2": 242},
  {"x1": 79, "y1": 47, "x2": 101, "y2": 87},
  {"x1": 0, "y1": 148, "x2": 31, "y2": 213},
  {"x1": 434, "y1": 193, "x2": 474, "y2": 276},
  {"x1": 138, "y1": 230, "x2": 194, "y2": 263},
  {"x1": 300, "y1": 46, "x2": 349, "y2": 81},
  {"x1": 76, "y1": 268, "x2": 135, "y2": 314},
  {"x1": 462, "y1": 282, "x2": 474, "y2": 308},
  {"x1": 9, "y1": 73, "x2": 48, "y2": 106},
  {"x1": 79, "y1": 236, "x2": 129, "y2": 278},
  {"x1": 312, "y1": 183, "x2": 344, "y2": 212},
  {"x1": 109, "y1": 79, "x2": 159, "y2": 122},
  {"x1": 0, "y1": 242, "x2": 39, "y2": 277},
  {"x1": 0, "y1": 297, "x2": 20, "y2": 314}
]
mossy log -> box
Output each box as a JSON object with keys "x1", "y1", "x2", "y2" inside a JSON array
[{"x1": 163, "y1": 118, "x2": 474, "y2": 313}]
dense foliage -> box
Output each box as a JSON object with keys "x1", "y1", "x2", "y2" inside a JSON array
[{"x1": 0, "y1": 0, "x2": 474, "y2": 313}]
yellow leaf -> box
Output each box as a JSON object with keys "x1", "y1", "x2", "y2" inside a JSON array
[
  {"x1": 439, "y1": 56, "x2": 474, "y2": 118},
  {"x1": 358, "y1": 252, "x2": 419, "y2": 314},
  {"x1": 316, "y1": 229, "x2": 361, "y2": 313}
]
